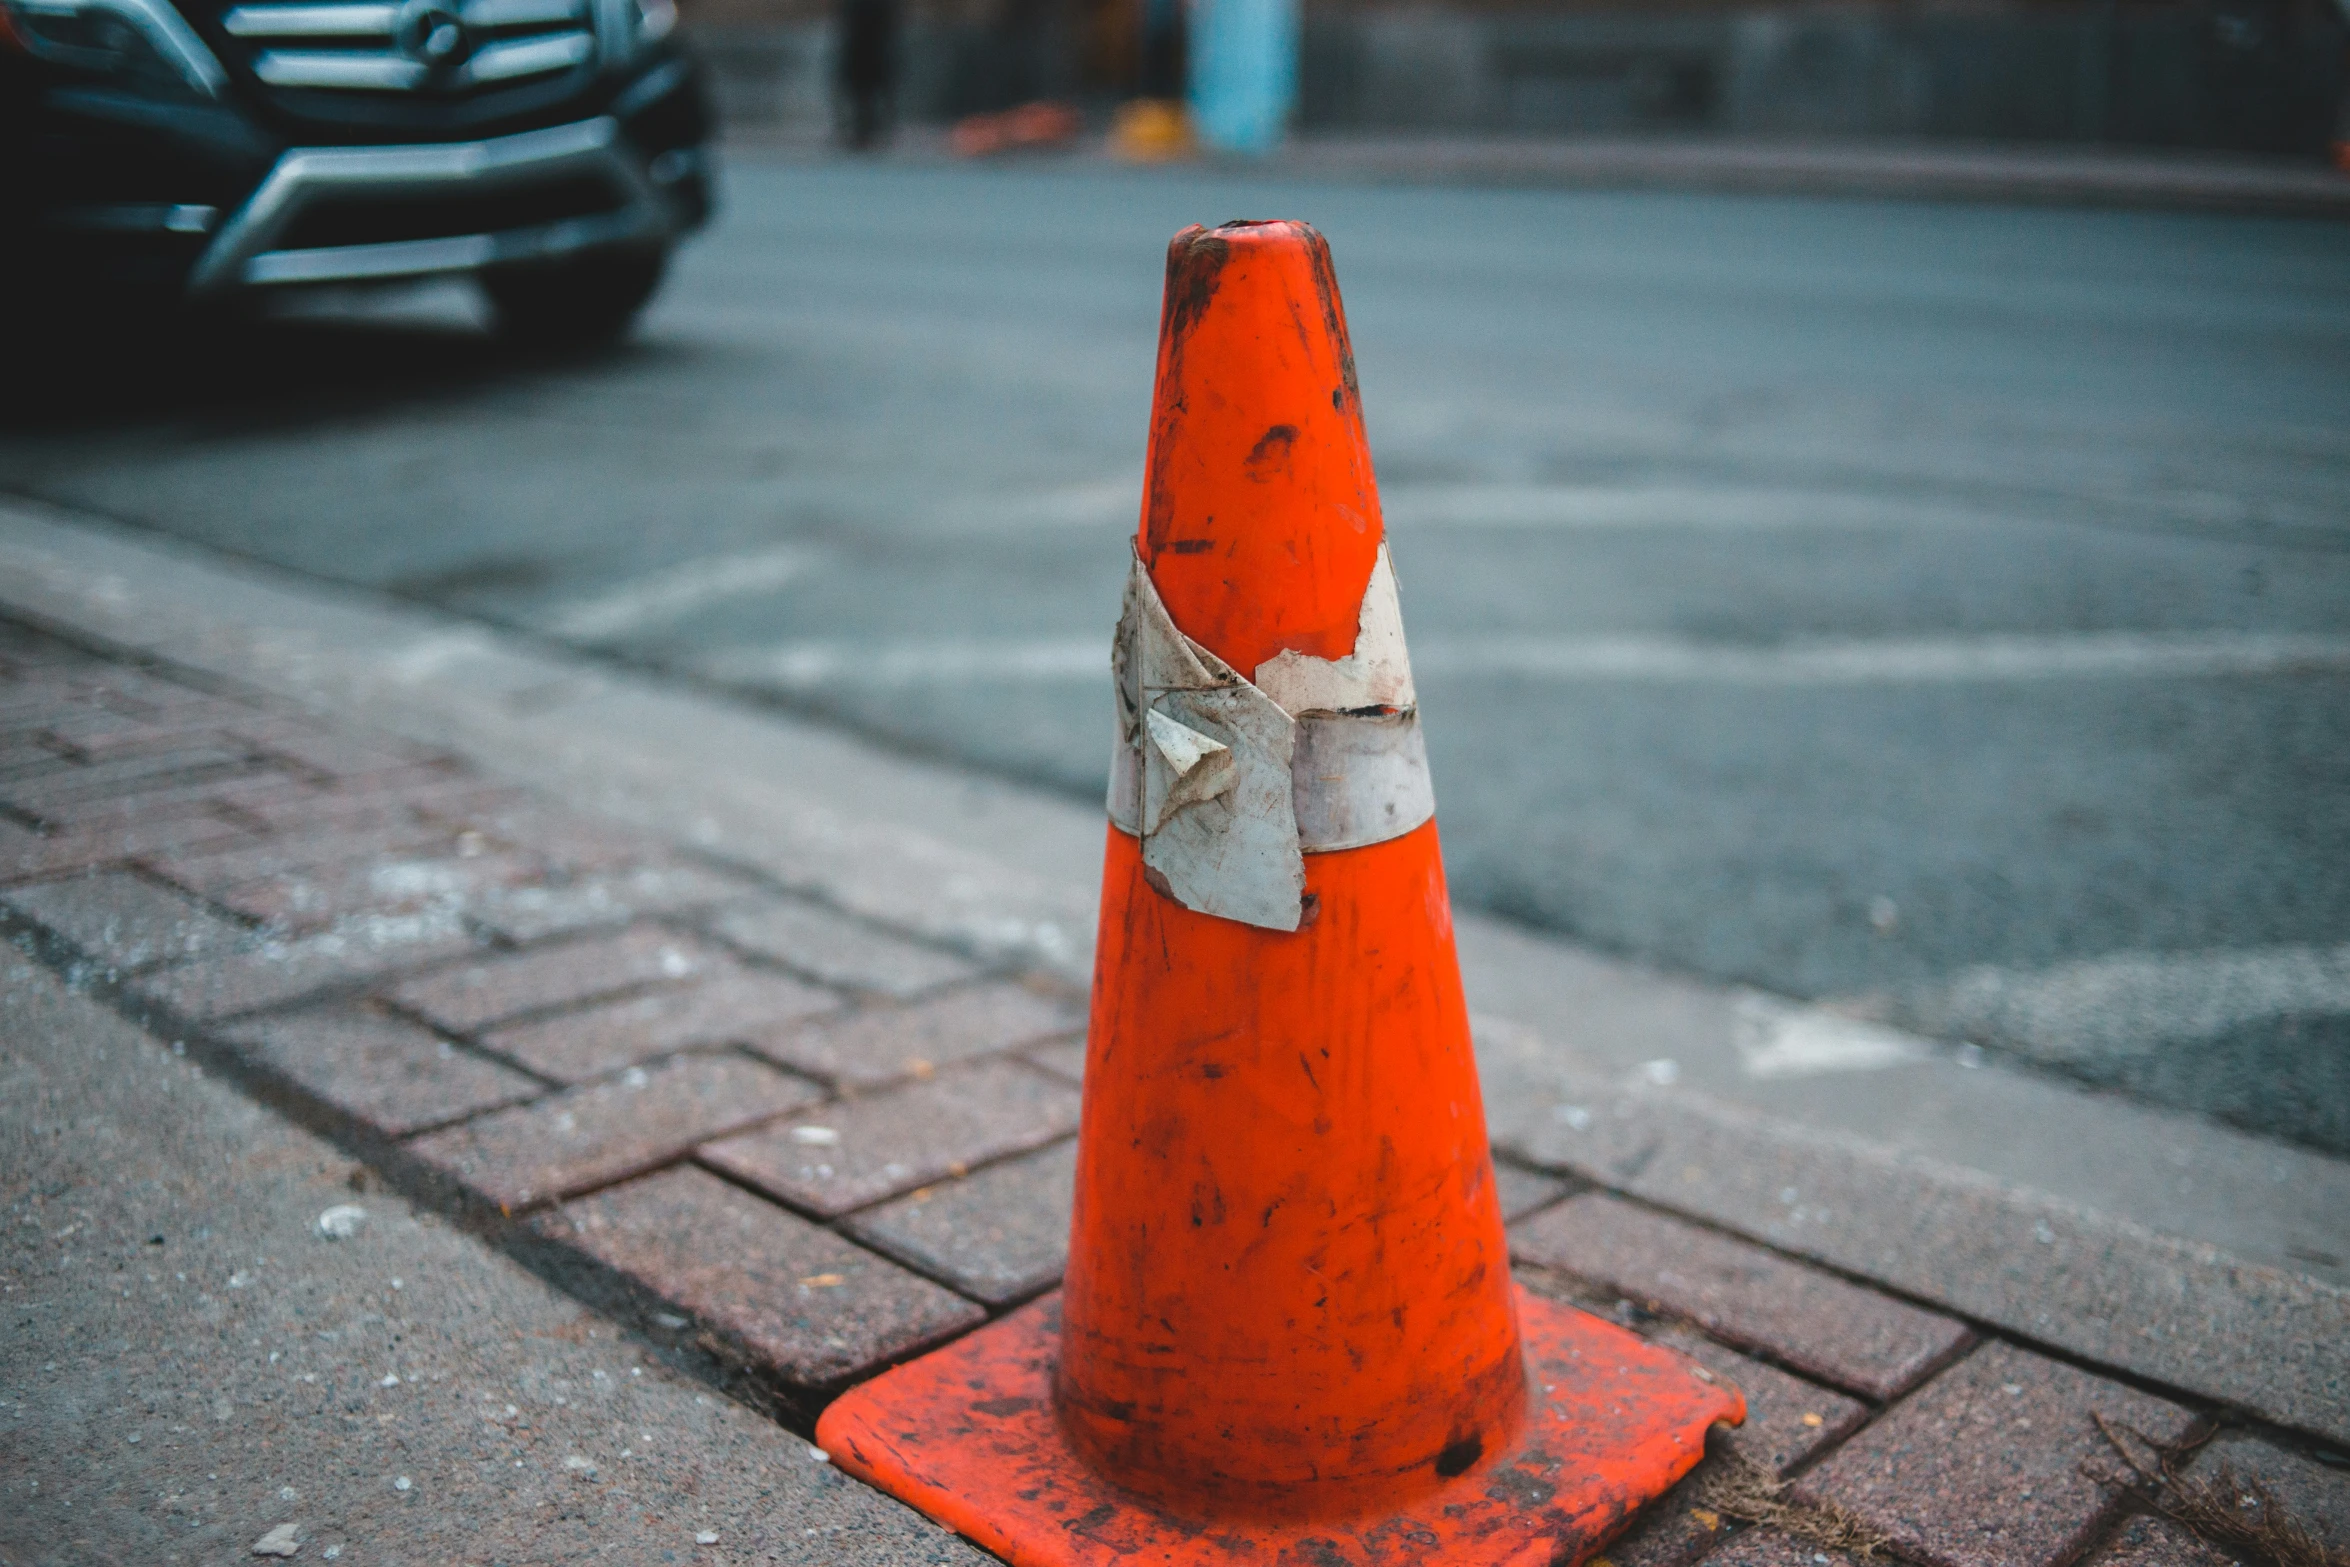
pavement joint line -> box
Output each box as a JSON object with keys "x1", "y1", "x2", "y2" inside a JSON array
[{"x1": 4, "y1": 495, "x2": 2348, "y2": 1465}]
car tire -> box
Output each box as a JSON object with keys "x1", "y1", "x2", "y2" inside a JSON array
[{"x1": 484, "y1": 248, "x2": 668, "y2": 347}]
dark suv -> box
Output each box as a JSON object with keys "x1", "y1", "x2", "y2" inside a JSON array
[{"x1": 3, "y1": 0, "x2": 712, "y2": 340}]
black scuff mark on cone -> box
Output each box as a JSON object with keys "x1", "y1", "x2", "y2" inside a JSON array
[
  {"x1": 1435, "y1": 1433, "x2": 1485, "y2": 1477},
  {"x1": 1244, "y1": 424, "x2": 1298, "y2": 481}
]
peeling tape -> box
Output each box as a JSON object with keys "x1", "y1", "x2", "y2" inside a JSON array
[
  {"x1": 1107, "y1": 549, "x2": 1436, "y2": 930},
  {"x1": 1110, "y1": 553, "x2": 1302, "y2": 930},
  {"x1": 1253, "y1": 546, "x2": 1417, "y2": 716}
]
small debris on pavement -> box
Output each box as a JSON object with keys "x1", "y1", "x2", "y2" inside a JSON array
[
  {"x1": 315, "y1": 1205, "x2": 368, "y2": 1240},
  {"x1": 393, "y1": 1475, "x2": 412, "y2": 1491},
  {"x1": 791, "y1": 1126, "x2": 841, "y2": 1146},
  {"x1": 696, "y1": 1530, "x2": 719, "y2": 1544},
  {"x1": 252, "y1": 1522, "x2": 301, "y2": 1556}
]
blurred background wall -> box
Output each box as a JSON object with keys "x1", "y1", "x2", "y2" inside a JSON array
[{"x1": 690, "y1": 0, "x2": 2348, "y2": 157}]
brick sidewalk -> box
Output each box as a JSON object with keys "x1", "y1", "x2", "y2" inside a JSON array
[{"x1": 4, "y1": 610, "x2": 2344, "y2": 1566}]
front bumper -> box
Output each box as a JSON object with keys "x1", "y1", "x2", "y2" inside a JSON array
[
  {"x1": 187, "y1": 109, "x2": 706, "y2": 294},
  {"x1": 12, "y1": 45, "x2": 713, "y2": 297}
]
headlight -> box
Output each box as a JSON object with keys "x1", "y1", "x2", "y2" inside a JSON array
[
  {"x1": 0, "y1": 0, "x2": 226, "y2": 96},
  {"x1": 594, "y1": 0, "x2": 671, "y2": 64}
]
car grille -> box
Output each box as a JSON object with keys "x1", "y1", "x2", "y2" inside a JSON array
[{"x1": 219, "y1": 0, "x2": 594, "y2": 94}]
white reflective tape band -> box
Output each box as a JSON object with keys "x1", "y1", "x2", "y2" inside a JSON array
[
  {"x1": 1105, "y1": 548, "x2": 1438, "y2": 929},
  {"x1": 1291, "y1": 709, "x2": 1435, "y2": 851}
]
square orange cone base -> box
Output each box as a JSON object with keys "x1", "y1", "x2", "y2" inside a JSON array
[{"x1": 815, "y1": 1285, "x2": 1744, "y2": 1567}]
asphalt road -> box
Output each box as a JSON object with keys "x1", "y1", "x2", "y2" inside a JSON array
[{"x1": 7, "y1": 154, "x2": 2348, "y2": 1152}]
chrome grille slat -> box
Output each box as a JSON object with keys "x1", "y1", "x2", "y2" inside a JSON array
[
  {"x1": 223, "y1": 4, "x2": 396, "y2": 37},
  {"x1": 462, "y1": 0, "x2": 583, "y2": 29},
  {"x1": 221, "y1": 0, "x2": 592, "y2": 95},
  {"x1": 457, "y1": 30, "x2": 588, "y2": 82},
  {"x1": 254, "y1": 49, "x2": 425, "y2": 87}
]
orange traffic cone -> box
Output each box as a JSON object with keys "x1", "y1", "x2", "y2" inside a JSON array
[{"x1": 817, "y1": 221, "x2": 1741, "y2": 1564}]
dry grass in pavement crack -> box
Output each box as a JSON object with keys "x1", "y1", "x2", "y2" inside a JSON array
[
  {"x1": 1693, "y1": 1447, "x2": 1892, "y2": 1558},
  {"x1": 2086, "y1": 1413, "x2": 2350, "y2": 1567}
]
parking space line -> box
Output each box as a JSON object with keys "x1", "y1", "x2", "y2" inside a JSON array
[{"x1": 701, "y1": 629, "x2": 2350, "y2": 690}]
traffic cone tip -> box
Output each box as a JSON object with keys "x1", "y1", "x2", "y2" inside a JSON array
[{"x1": 1142, "y1": 220, "x2": 1385, "y2": 680}]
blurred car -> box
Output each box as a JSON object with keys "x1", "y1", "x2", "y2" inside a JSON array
[{"x1": 2, "y1": 0, "x2": 713, "y2": 341}]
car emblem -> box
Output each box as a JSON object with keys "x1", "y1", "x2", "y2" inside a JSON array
[{"x1": 393, "y1": 0, "x2": 471, "y2": 69}]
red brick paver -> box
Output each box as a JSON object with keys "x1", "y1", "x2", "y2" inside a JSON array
[
  {"x1": 147, "y1": 821, "x2": 467, "y2": 898},
  {"x1": 710, "y1": 898, "x2": 978, "y2": 998},
  {"x1": 226, "y1": 1006, "x2": 541, "y2": 1137},
  {"x1": 4, "y1": 870, "x2": 254, "y2": 972},
  {"x1": 206, "y1": 846, "x2": 545, "y2": 933},
  {"x1": 543, "y1": 1166, "x2": 985, "y2": 1391},
  {"x1": 404, "y1": 1054, "x2": 816, "y2": 1211},
  {"x1": 130, "y1": 915, "x2": 482, "y2": 1020},
  {"x1": 483, "y1": 967, "x2": 839, "y2": 1084},
  {"x1": 751, "y1": 980, "x2": 1082, "y2": 1090},
  {"x1": 701, "y1": 1058, "x2": 1081, "y2": 1218},
  {"x1": 390, "y1": 927, "x2": 728, "y2": 1034},
  {"x1": 1513, "y1": 1193, "x2": 1972, "y2": 1400},
  {"x1": 0, "y1": 744, "x2": 260, "y2": 816},
  {"x1": 4, "y1": 817, "x2": 244, "y2": 885},
  {"x1": 470, "y1": 861, "x2": 755, "y2": 943},
  {"x1": 1794, "y1": 1340, "x2": 2199, "y2": 1567},
  {"x1": 841, "y1": 1139, "x2": 1077, "y2": 1307}
]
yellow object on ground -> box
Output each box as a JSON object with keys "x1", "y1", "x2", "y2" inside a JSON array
[{"x1": 1109, "y1": 97, "x2": 1195, "y2": 161}]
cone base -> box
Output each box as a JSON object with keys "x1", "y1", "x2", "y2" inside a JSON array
[{"x1": 816, "y1": 1285, "x2": 1743, "y2": 1566}]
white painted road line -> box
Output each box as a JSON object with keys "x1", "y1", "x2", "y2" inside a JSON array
[
  {"x1": 702, "y1": 629, "x2": 2350, "y2": 691},
  {"x1": 541, "y1": 546, "x2": 820, "y2": 642},
  {"x1": 1380, "y1": 482, "x2": 2011, "y2": 532},
  {"x1": 704, "y1": 639, "x2": 1105, "y2": 690},
  {"x1": 1893, "y1": 943, "x2": 2350, "y2": 1064},
  {"x1": 1413, "y1": 630, "x2": 2350, "y2": 683},
  {"x1": 922, "y1": 480, "x2": 2342, "y2": 540},
  {"x1": 1733, "y1": 993, "x2": 1936, "y2": 1078}
]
